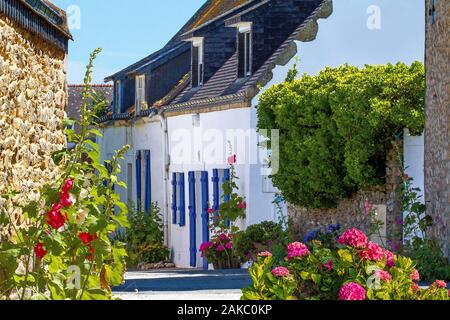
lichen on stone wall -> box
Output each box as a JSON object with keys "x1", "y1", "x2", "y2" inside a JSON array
[{"x1": 0, "y1": 14, "x2": 67, "y2": 237}]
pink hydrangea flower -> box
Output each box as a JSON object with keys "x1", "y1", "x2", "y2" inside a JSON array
[
  {"x1": 339, "y1": 282, "x2": 366, "y2": 301},
  {"x1": 384, "y1": 250, "x2": 395, "y2": 268},
  {"x1": 411, "y1": 283, "x2": 420, "y2": 292},
  {"x1": 216, "y1": 245, "x2": 226, "y2": 252},
  {"x1": 434, "y1": 280, "x2": 447, "y2": 288},
  {"x1": 374, "y1": 270, "x2": 392, "y2": 283},
  {"x1": 359, "y1": 242, "x2": 385, "y2": 262},
  {"x1": 338, "y1": 228, "x2": 368, "y2": 248},
  {"x1": 287, "y1": 242, "x2": 310, "y2": 260},
  {"x1": 272, "y1": 267, "x2": 290, "y2": 278},
  {"x1": 258, "y1": 251, "x2": 273, "y2": 258},
  {"x1": 225, "y1": 242, "x2": 233, "y2": 250},
  {"x1": 410, "y1": 269, "x2": 420, "y2": 282}
]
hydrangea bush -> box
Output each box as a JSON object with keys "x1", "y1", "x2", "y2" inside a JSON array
[
  {"x1": 242, "y1": 228, "x2": 449, "y2": 300},
  {"x1": 0, "y1": 49, "x2": 130, "y2": 300}
]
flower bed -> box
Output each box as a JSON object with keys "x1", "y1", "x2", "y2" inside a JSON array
[{"x1": 242, "y1": 228, "x2": 450, "y2": 300}]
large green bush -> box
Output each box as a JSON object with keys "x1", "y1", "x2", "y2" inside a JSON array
[{"x1": 257, "y1": 62, "x2": 425, "y2": 208}]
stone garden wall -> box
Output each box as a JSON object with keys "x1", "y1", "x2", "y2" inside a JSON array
[
  {"x1": 424, "y1": 0, "x2": 450, "y2": 259},
  {"x1": 0, "y1": 13, "x2": 67, "y2": 237},
  {"x1": 289, "y1": 141, "x2": 404, "y2": 247}
]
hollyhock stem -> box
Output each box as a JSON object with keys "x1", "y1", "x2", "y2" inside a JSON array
[{"x1": 78, "y1": 261, "x2": 94, "y2": 300}]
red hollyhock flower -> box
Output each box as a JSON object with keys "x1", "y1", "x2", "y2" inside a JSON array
[
  {"x1": 79, "y1": 232, "x2": 97, "y2": 245},
  {"x1": 46, "y1": 203, "x2": 67, "y2": 230},
  {"x1": 86, "y1": 245, "x2": 95, "y2": 261},
  {"x1": 237, "y1": 202, "x2": 246, "y2": 210},
  {"x1": 34, "y1": 242, "x2": 47, "y2": 259},
  {"x1": 62, "y1": 179, "x2": 74, "y2": 194},
  {"x1": 59, "y1": 192, "x2": 73, "y2": 208}
]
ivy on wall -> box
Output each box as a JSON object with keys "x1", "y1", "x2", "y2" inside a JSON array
[{"x1": 257, "y1": 62, "x2": 425, "y2": 209}]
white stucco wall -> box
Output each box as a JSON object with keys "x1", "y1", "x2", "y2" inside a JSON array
[{"x1": 167, "y1": 107, "x2": 285, "y2": 267}]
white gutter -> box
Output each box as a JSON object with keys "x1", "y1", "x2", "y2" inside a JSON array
[{"x1": 153, "y1": 111, "x2": 170, "y2": 247}]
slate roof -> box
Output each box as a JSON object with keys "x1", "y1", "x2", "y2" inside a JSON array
[
  {"x1": 0, "y1": 0, "x2": 72, "y2": 51},
  {"x1": 101, "y1": 0, "x2": 332, "y2": 122},
  {"x1": 105, "y1": 0, "x2": 256, "y2": 82},
  {"x1": 163, "y1": 0, "x2": 330, "y2": 112},
  {"x1": 68, "y1": 85, "x2": 113, "y2": 129}
]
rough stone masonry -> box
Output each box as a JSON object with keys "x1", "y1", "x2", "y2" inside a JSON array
[
  {"x1": 0, "y1": 12, "x2": 67, "y2": 238},
  {"x1": 424, "y1": 0, "x2": 450, "y2": 260}
]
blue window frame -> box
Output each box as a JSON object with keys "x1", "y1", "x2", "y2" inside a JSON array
[
  {"x1": 188, "y1": 172, "x2": 197, "y2": 267},
  {"x1": 135, "y1": 150, "x2": 142, "y2": 212}
]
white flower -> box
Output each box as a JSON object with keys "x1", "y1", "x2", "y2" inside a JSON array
[{"x1": 75, "y1": 208, "x2": 89, "y2": 225}]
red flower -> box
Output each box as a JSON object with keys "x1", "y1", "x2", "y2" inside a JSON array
[
  {"x1": 86, "y1": 245, "x2": 95, "y2": 261},
  {"x1": 208, "y1": 208, "x2": 215, "y2": 215},
  {"x1": 62, "y1": 179, "x2": 74, "y2": 194},
  {"x1": 323, "y1": 260, "x2": 333, "y2": 271},
  {"x1": 59, "y1": 192, "x2": 73, "y2": 208},
  {"x1": 46, "y1": 203, "x2": 67, "y2": 230},
  {"x1": 79, "y1": 232, "x2": 97, "y2": 245},
  {"x1": 237, "y1": 202, "x2": 247, "y2": 210},
  {"x1": 34, "y1": 242, "x2": 47, "y2": 259}
]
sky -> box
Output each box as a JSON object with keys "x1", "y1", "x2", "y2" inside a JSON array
[{"x1": 52, "y1": 0, "x2": 425, "y2": 84}]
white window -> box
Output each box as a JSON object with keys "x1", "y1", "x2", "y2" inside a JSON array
[
  {"x1": 238, "y1": 23, "x2": 252, "y2": 78},
  {"x1": 135, "y1": 75, "x2": 146, "y2": 114},
  {"x1": 115, "y1": 80, "x2": 121, "y2": 114},
  {"x1": 192, "y1": 38, "x2": 204, "y2": 87}
]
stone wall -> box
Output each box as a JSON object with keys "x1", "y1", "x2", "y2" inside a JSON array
[
  {"x1": 0, "y1": 13, "x2": 67, "y2": 236},
  {"x1": 289, "y1": 141, "x2": 404, "y2": 248},
  {"x1": 424, "y1": 0, "x2": 450, "y2": 259}
]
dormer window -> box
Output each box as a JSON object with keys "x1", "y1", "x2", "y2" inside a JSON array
[
  {"x1": 191, "y1": 38, "x2": 204, "y2": 88},
  {"x1": 237, "y1": 24, "x2": 252, "y2": 78},
  {"x1": 135, "y1": 75, "x2": 146, "y2": 114}
]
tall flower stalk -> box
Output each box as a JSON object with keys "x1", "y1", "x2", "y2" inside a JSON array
[{"x1": 0, "y1": 49, "x2": 130, "y2": 300}]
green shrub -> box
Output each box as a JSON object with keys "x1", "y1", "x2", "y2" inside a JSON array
[
  {"x1": 234, "y1": 221, "x2": 290, "y2": 263},
  {"x1": 117, "y1": 203, "x2": 169, "y2": 267},
  {"x1": 401, "y1": 174, "x2": 450, "y2": 282},
  {"x1": 257, "y1": 62, "x2": 425, "y2": 208}
]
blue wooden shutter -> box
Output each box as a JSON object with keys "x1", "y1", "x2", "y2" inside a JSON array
[
  {"x1": 201, "y1": 171, "x2": 209, "y2": 270},
  {"x1": 178, "y1": 173, "x2": 186, "y2": 227},
  {"x1": 188, "y1": 172, "x2": 196, "y2": 267},
  {"x1": 136, "y1": 150, "x2": 142, "y2": 212},
  {"x1": 171, "y1": 173, "x2": 177, "y2": 224},
  {"x1": 212, "y1": 169, "x2": 220, "y2": 221},
  {"x1": 144, "y1": 150, "x2": 151, "y2": 215},
  {"x1": 223, "y1": 169, "x2": 231, "y2": 227}
]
